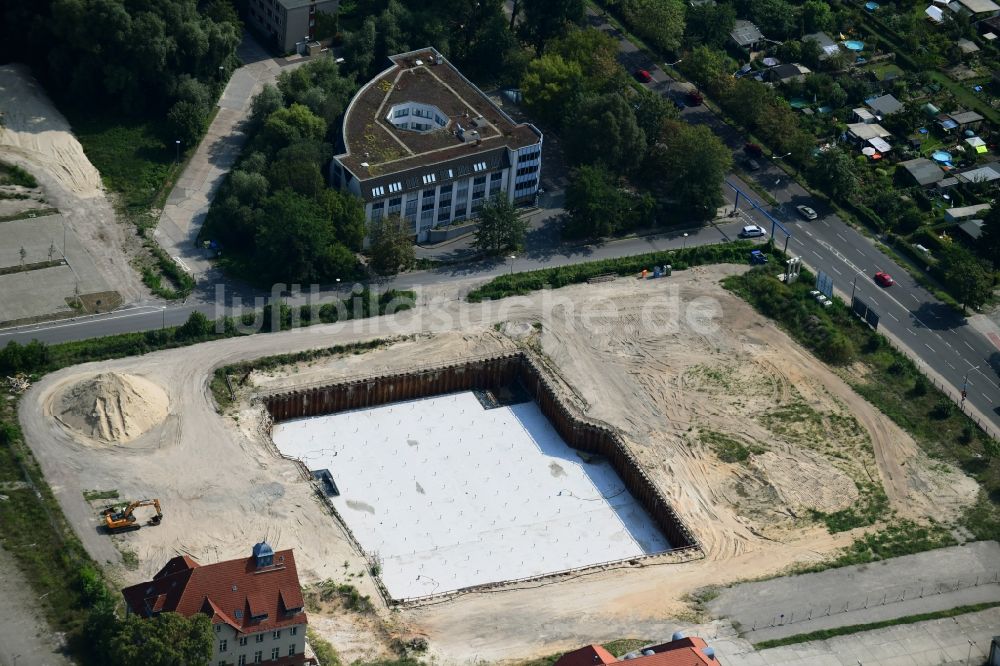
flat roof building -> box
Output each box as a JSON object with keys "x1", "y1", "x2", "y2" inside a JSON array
[
  {"x1": 730, "y1": 20, "x2": 764, "y2": 50},
  {"x1": 330, "y1": 47, "x2": 543, "y2": 243},
  {"x1": 867, "y1": 94, "x2": 904, "y2": 117},
  {"x1": 899, "y1": 157, "x2": 946, "y2": 186},
  {"x1": 244, "y1": 0, "x2": 338, "y2": 53},
  {"x1": 952, "y1": 0, "x2": 1000, "y2": 16},
  {"x1": 803, "y1": 31, "x2": 842, "y2": 59}
]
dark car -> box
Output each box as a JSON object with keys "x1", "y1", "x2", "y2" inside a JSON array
[
  {"x1": 686, "y1": 90, "x2": 704, "y2": 105},
  {"x1": 634, "y1": 69, "x2": 652, "y2": 83},
  {"x1": 745, "y1": 158, "x2": 761, "y2": 171},
  {"x1": 744, "y1": 142, "x2": 764, "y2": 157}
]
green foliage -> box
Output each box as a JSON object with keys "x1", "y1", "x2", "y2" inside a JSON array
[
  {"x1": 700, "y1": 430, "x2": 764, "y2": 463},
  {"x1": 564, "y1": 93, "x2": 646, "y2": 175},
  {"x1": 938, "y1": 244, "x2": 992, "y2": 312},
  {"x1": 520, "y1": 0, "x2": 584, "y2": 53},
  {"x1": 0, "y1": 339, "x2": 51, "y2": 375},
  {"x1": 473, "y1": 195, "x2": 529, "y2": 255},
  {"x1": 106, "y1": 612, "x2": 214, "y2": 666},
  {"x1": 0, "y1": 162, "x2": 39, "y2": 188},
  {"x1": 618, "y1": 0, "x2": 686, "y2": 54},
  {"x1": 176, "y1": 311, "x2": 214, "y2": 341},
  {"x1": 467, "y1": 241, "x2": 772, "y2": 301},
  {"x1": 754, "y1": 601, "x2": 1000, "y2": 650},
  {"x1": 564, "y1": 164, "x2": 651, "y2": 239},
  {"x1": 549, "y1": 28, "x2": 625, "y2": 94},
  {"x1": 521, "y1": 54, "x2": 584, "y2": 125},
  {"x1": 308, "y1": 628, "x2": 343, "y2": 666},
  {"x1": 369, "y1": 215, "x2": 416, "y2": 276},
  {"x1": 684, "y1": 2, "x2": 736, "y2": 49},
  {"x1": 644, "y1": 121, "x2": 732, "y2": 220},
  {"x1": 2, "y1": 0, "x2": 240, "y2": 117},
  {"x1": 976, "y1": 202, "x2": 1000, "y2": 268},
  {"x1": 809, "y1": 148, "x2": 858, "y2": 201},
  {"x1": 811, "y1": 484, "x2": 889, "y2": 533}
]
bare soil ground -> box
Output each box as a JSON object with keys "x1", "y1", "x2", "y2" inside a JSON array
[
  {"x1": 0, "y1": 64, "x2": 144, "y2": 320},
  {"x1": 17, "y1": 267, "x2": 978, "y2": 664}
]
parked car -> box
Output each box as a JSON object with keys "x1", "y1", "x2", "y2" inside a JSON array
[
  {"x1": 745, "y1": 158, "x2": 761, "y2": 171},
  {"x1": 634, "y1": 69, "x2": 652, "y2": 83},
  {"x1": 796, "y1": 205, "x2": 818, "y2": 220},
  {"x1": 874, "y1": 271, "x2": 894, "y2": 287},
  {"x1": 739, "y1": 224, "x2": 766, "y2": 238},
  {"x1": 686, "y1": 90, "x2": 704, "y2": 105},
  {"x1": 744, "y1": 142, "x2": 764, "y2": 157}
]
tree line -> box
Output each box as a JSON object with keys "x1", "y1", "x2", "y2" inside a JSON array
[{"x1": 1, "y1": 0, "x2": 242, "y2": 145}]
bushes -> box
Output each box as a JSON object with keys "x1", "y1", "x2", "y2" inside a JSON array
[{"x1": 467, "y1": 242, "x2": 772, "y2": 302}]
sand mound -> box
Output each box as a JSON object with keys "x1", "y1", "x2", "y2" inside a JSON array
[
  {"x1": 0, "y1": 64, "x2": 103, "y2": 198},
  {"x1": 55, "y1": 373, "x2": 169, "y2": 443}
]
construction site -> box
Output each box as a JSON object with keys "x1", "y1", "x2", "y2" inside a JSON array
[{"x1": 17, "y1": 266, "x2": 982, "y2": 663}]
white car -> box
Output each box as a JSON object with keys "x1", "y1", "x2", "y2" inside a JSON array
[
  {"x1": 739, "y1": 224, "x2": 767, "y2": 238},
  {"x1": 796, "y1": 205, "x2": 818, "y2": 220}
]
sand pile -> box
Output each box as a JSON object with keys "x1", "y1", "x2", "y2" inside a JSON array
[
  {"x1": 0, "y1": 64, "x2": 103, "y2": 198},
  {"x1": 55, "y1": 373, "x2": 169, "y2": 443}
]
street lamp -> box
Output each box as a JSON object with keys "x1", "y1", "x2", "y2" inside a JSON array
[
  {"x1": 772, "y1": 152, "x2": 792, "y2": 160},
  {"x1": 850, "y1": 269, "x2": 865, "y2": 303},
  {"x1": 682, "y1": 232, "x2": 689, "y2": 249},
  {"x1": 507, "y1": 254, "x2": 516, "y2": 275},
  {"x1": 174, "y1": 139, "x2": 181, "y2": 162},
  {"x1": 966, "y1": 639, "x2": 976, "y2": 665},
  {"x1": 161, "y1": 306, "x2": 166, "y2": 330},
  {"x1": 962, "y1": 365, "x2": 981, "y2": 406}
]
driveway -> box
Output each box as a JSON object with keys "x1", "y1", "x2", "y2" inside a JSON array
[{"x1": 152, "y1": 32, "x2": 309, "y2": 281}]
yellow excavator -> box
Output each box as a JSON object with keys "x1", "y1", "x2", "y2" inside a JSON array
[{"x1": 102, "y1": 499, "x2": 163, "y2": 532}]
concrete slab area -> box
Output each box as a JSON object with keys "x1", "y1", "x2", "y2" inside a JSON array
[
  {"x1": 0, "y1": 214, "x2": 111, "y2": 323},
  {"x1": 271, "y1": 392, "x2": 670, "y2": 600},
  {"x1": 708, "y1": 541, "x2": 1000, "y2": 643},
  {"x1": 711, "y1": 606, "x2": 1000, "y2": 665}
]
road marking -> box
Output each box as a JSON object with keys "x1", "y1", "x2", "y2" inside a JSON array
[
  {"x1": 910, "y1": 294, "x2": 919, "y2": 303},
  {"x1": 811, "y1": 250, "x2": 822, "y2": 259},
  {"x1": 887, "y1": 312, "x2": 899, "y2": 322},
  {"x1": 832, "y1": 266, "x2": 842, "y2": 275},
  {"x1": 964, "y1": 340, "x2": 975, "y2": 351},
  {"x1": 908, "y1": 328, "x2": 916, "y2": 336},
  {"x1": 836, "y1": 233, "x2": 847, "y2": 243},
  {"x1": 821, "y1": 220, "x2": 830, "y2": 227},
  {"x1": 0, "y1": 306, "x2": 167, "y2": 338},
  {"x1": 944, "y1": 341, "x2": 953, "y2": 349},
  {"x1": 803, "y1": 229, "x2": 814, "y2": 238},
  {"x1": 925, "y1": 343, "x2": 935, "y2": 353},
  {"x1": 948, "y1": 362, "x2": 956, "y2": 370}
]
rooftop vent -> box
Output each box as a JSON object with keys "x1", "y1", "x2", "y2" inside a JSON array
[
  {"x1": 671, "y1": 632, "x2": 685, "y2": 642},
  {"x1": 414, "y1": 59, "x2": 424, "y2": 66},
  {"x1": 702, "y1": 647, "x2": 716, "y2": 660}
]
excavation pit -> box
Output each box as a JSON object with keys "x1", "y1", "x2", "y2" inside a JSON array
[{"x1": 265, "y1": 354, "x2": 697, "y2": 603}]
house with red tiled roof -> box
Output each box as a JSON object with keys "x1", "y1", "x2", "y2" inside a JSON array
[
  {"x1": 122, "y1": 542, "x2": 316, "y2": 666},
  {"x1": 555, "y1": 634, "x2": 721, "y2": 666}
]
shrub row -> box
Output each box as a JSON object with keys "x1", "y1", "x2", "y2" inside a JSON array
[{"x1": 466, "y1": 241, "x2": 775, "y2": 302}]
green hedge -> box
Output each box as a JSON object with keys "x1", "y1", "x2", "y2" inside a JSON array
[{"x1": 467, "y1": 241, "x2": 776, "y2": 302}]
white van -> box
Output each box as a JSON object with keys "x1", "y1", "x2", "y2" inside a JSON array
[{"x1": 739, "y1": 224, "x2": 766, "y2": 238}]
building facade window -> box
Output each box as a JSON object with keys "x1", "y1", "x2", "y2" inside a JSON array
[
  {"x1": 289, "y1": 645, "x2": 296, "y2": 656},
  {"x1": 254, "y1": 650, "x2": 263, "y2": 663},
  {"x1": 518, "y1": 149, "x2": 540, "y2": 163},
  {"x1": 290, "y1": 627, "x2": 298, "y2": 636},
  {"x1": 240, "y1": 637, "x2": 248, "y2": 646},
  {"x1": 238, "y1": 656, "x2": 247, "y2": 666},
  {"x1": 271, "y1": 647, "x2": 280, "y2": 660},
  {"x1": 256, "y1": 634, "x2": 265, "y2": 643},
  {"x1": 219, "y1": 640, "x2": 228, "y2": 652},
  {"x1": 272, "y1": 630, "x2": 281, "y2": 640}
]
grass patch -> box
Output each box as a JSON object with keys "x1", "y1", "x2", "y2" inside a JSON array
[
  {"x1": 700, "y1": 430, "x2": 764, "y2": 463},
  {"x1": 753, "y1": 601, "x2": 1000, "y2": 649},
  {"x1": 304, "y1": 580, "x2": 374, "y2": 613},
  {"x1": 810, "y1": 483, "x2": 890, "y2": 533},
  {"x1": 0, "y1": 207, "x2": 61, "y2": 223},
  {"x1": 139, "y1": 240, "x2": 196, "y2": 299},
  {"x1": 307, "y1": 628, "x2": 343, "y2": 666},
  {"x1": 82, "y1": 489, "x2": 119, "y2": 501},
  {"x1": 725, "y1": 267, "x2": 1000, "y2": 542},
  {"x1": 0, "y1": 161, "x2": 39, "y2": 188},
  {"x1": 467, "y1": 241, "x2": 776, "y2": 302}
]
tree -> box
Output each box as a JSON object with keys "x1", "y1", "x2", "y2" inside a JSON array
[
  {"x1": 632, "y1": 87, "x2": 678, "y2": 147},
  {"x1": 176, "y1": 311, "x2": 213, "y2": 340},
  {"x1": 520, "y1": 0, "x2": 583, "y2": 53},
  {"x1": 520, "y1": 54, "x2": 584, "y2": 126},
  {"x1": 978, "y1": 204, "x2": 1000, "y2": 267},
  {"x1": 749, "y1": 0, "x2": 798, "y2": 40},
  {"x1": 255, "y1": 189, "x2": 353, "y2": 283},
  {"x1": 564, "y1": 164, "x2": 631, "y2": 238},
  {"x1": 368, "y1": 214, "x2": 415, "y2": 275},
  {"x1": 250, "y1": 84, "x2": 285, "y2": 125},
  {"x1": 684, "y1": 1, "x2": 736, "y2": 49},
  {"x1": 645, "y1": 121, "x2": 732, "y2": 220},
  {"x1": 549, "y1": 28, "x2": 623, "y2": 94},
  {"x1": 801, "y1": 0, "x2": 832, "y2": 34},
  {"x1": 258, "y1": 104, "x2": 327, "y2": 155},
  {"x1": 809, "y1": 148, "x2": 858, "y2": 200},
  {"x1": 940, "y1": 244, "x2": 992, "y2": 313},
  {"x1": 473, "y1": 195, "x2": 528, "y2": 255},
  {"x1": 106, "y1": 612, "x2": 213, "y2": 666},
  {"x1": 620, "y1": 0, "x2": 686, "y2": 54},
  {"x1": 166, "y1": 100, "x2": 207, "y2": 147},
  {"x1": 342, "y1": 16, "x2": 376, "y2": 79},
  {"x1": 564, "y1": 94, "x2": 646, "y2": 175},
  {"x1": 680, "y1": 46, "x2": 737, "y2": 99}
]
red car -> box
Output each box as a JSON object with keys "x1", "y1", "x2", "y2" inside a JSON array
[
  {"x1": 744, "y1": 142, "x2": 764, "y2": 157},
  {"x1": 687, "y1": 90, "x2": 704, "y2": 105},
  {"x1": 874, "y1": 271, "x2": 894, "y2": 287},
  {"x1": 634, "y1": 69, "x2": 652, "y2": 83}
]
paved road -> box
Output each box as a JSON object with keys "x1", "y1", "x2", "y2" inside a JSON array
[
  {"x1": 706, "y1": 541, "x2": 1000, "y2": 643},
  {"x1": 588, "y1": 8, "x2": 1000, "y2": 435},
  {"x1": 709, "y1": 605, "x2": 999, "y2": 665}
]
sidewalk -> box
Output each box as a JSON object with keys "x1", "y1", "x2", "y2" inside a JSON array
[{"x1": 152, "y1": 31, "x2": 309, "y2": 280}]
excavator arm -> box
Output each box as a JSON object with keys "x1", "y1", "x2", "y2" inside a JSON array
[{"x1": 103, "y1": 498, "x2": 163, "y2": 531}]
